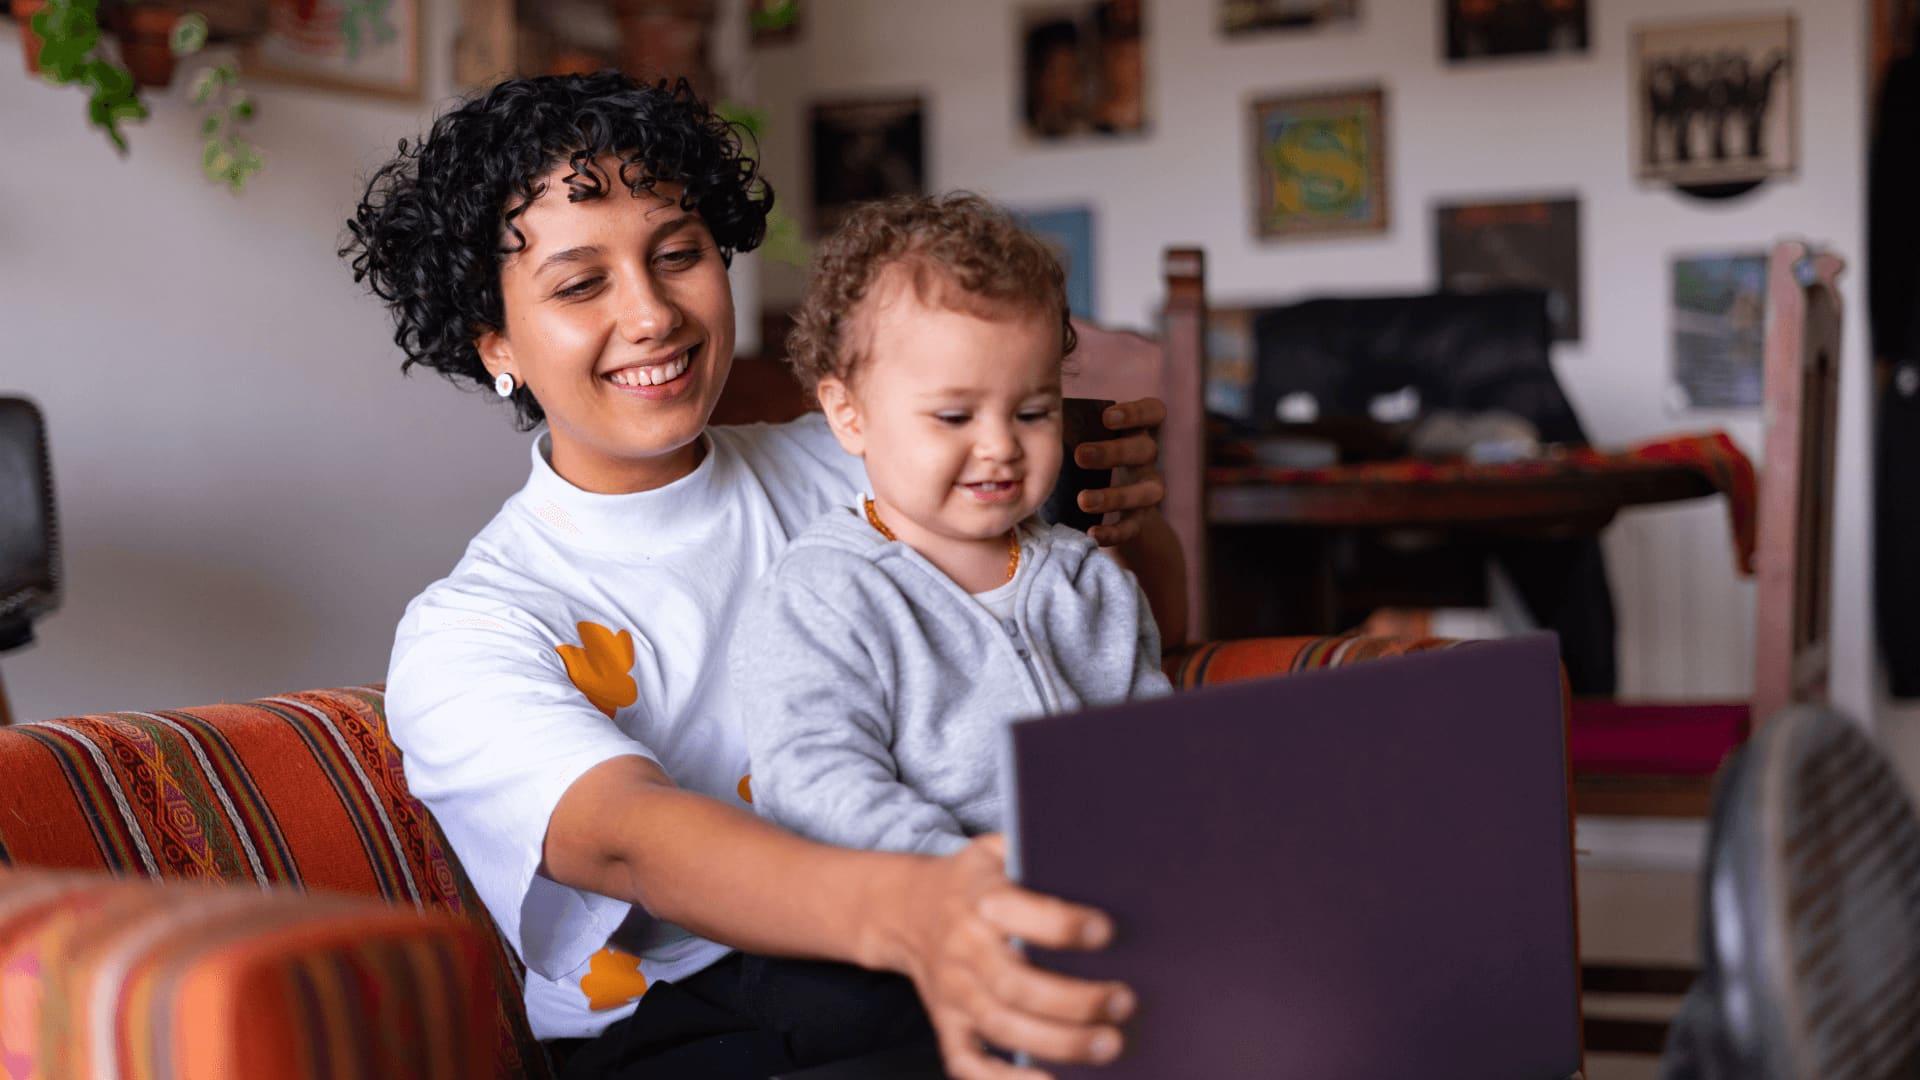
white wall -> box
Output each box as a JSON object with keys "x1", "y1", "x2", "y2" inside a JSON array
[
  {"x1": 0, "y1": 0, "x2": 530, "y2": 718},
  {"x1": 749, "y1": 0, "x2": 1876, "y2": 720}
]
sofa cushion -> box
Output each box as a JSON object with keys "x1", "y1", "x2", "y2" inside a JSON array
[
  {"x1": 0, "y1": 689, "x2": 550, "y2": 1078},
  {"x1": 0, "y1": 867, "x2": 497, "y2": 1080},
  {"x1": 1165, "y1": 635, "x2": 1464, "y2": 689}
]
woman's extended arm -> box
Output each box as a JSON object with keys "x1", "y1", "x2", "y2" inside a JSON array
[
  {"x1": 1074, "y1": 397, "x2": 1190, "y2": 648},
  {"x1": 544, "y1": 755, "x2": 1135, "y2": 1080}
]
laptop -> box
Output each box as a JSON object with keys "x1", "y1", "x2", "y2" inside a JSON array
[{"x1": 1000, "y1": 632, "x2": 1582, "y2": 1080}]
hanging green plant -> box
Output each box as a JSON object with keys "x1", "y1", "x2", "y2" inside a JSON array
[
  {"x1": 30, "y1": 0, "x2": 146, "y2": 152},
  {"x1": 191, "y1": 61, "x2": 261, "y2": 192},
  {"x1": 21, "y1": 0, "x2": 264, "y2": 189}
]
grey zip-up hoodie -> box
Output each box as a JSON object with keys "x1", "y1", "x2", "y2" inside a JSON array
[{"x1": 729, "y1": 506, "x2": 1172, "y2": 856}]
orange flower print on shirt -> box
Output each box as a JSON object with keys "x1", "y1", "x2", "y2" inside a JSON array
[
  {"x1": 737, "y1": 774, "x2": 753, "y2": 803},
  {"x1": 581, "y1": 947, "x2": 650, "y2": 1011},
  {"x1": 556, "y1": 622, "x2": 639, "y2": 719}
]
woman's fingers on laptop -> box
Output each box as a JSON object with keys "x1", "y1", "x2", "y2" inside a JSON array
[
  {"x1": 986, "y1": 958, "x2": 1135, "y2": 1026},
  {"x1": 972, "y1": 1001, "x2": 1125, "y2": 1073},
  {"x1": 935, "y1": 1028, "x2": 1048, "y2": 1080}
]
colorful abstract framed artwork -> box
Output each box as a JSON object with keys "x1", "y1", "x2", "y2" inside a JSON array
[
  {"x1": 245, "y1": 0, "x2": 423, "y2": 100},
  {"x1": 1250, "y1": 86, "x2": 1388, "y2": 240}
]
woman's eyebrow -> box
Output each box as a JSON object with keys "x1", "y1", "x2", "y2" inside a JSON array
[
  {"x1": 533, "y1": 245, "x2": 604, "y2": 277},
  {"x1": 529, "y1": 216, "x2": 700, "y2": 277}
]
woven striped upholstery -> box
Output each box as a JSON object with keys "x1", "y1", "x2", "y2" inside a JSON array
[
  {"x1": 0, "y1": 867, "x2": 496, "y2": 1080},
  {"x1": 1164, "y1": 635, "x2": 1464, "y2": 689},
  {"x1": 0, "y1": 690, "x2": 550, "y2": 1079},
  {"x1": 1704, "y1": 706, "x2": 1920, "y2": 1079}
]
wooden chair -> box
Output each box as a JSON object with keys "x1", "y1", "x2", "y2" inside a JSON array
[
  {"x1": 1570, "y1": 240, "x2": 1845, "y2": 817},
  {"x1": 1572, "y1": 240, "x2": 1845, "y2": 1056},
  {"x1": 715, "y1": 250, "x2": 1213, "y2": 645}
]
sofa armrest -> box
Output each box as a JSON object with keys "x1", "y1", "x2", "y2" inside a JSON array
[
  {"x1": 0, "y1": 867, "x2": 499, "y2": 1079},
  {"x1": 1164, "y1": 635, "x2": 1465, "y2": 689}
]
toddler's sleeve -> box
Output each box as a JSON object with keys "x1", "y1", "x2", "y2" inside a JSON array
[{"x1": 730, "y1": 563, "x2": 971, "y2": 856}]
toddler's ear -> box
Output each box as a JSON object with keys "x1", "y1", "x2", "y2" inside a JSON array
[{"x1": 816, "y1": 377, "x2": 866, "y2": 457}]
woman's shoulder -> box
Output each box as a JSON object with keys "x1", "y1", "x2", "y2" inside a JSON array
[{"x1": 712, "y1": 415, "x2": 862, "y2": 486}]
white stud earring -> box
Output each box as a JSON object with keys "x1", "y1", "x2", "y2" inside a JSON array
[{"x1": 494, "y1": 372, "x2": 516, "y2": 398}]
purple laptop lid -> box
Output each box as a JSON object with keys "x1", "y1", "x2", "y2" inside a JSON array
[{"x1": 1002, "y1": 633, "x2": 1581, "y2": 1080}]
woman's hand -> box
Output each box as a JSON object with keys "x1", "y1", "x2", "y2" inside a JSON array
[
  {"x1": 1074, "y1": 398, "x2": 1167, "y2": 548},
  {"x1": 893, "y1": 836, "x2": 1134, "y2": 1079}
]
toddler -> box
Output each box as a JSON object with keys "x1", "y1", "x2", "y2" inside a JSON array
[{"x1": 728, "y1": 192, "x2": 1171, "y2": 855}]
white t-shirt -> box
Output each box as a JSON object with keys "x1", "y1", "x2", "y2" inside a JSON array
[{"x1": 385, "y1": 416, "x2": 865, "y2": 1040}]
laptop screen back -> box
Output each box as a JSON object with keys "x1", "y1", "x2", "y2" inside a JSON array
[{"x1": 1002, "y1": 634, "x2": 1580, "y2": 1080}]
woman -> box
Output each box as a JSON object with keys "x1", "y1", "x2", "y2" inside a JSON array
[{"x1": 343, "y1": 72, "x2": 1182, "y2": 1079}]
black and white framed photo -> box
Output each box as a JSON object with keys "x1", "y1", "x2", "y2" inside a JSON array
[{"x1": 1633, "y1": 14, "x2": 1796, "y2": 192}]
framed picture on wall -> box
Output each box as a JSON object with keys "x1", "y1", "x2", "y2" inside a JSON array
[
  {"x1": 1019, "y1": 0, "x2": 1145, "y2": 140},
  {"x1": 453, "y1": 0, "x2": 513, "y2": 90},
  {"x1": 1445, "y1": 0, "x2": 1589, "y2": 62},
  {"x1": 1633, "y1": 15, "x2": 1797, "y2": 190},
  {"x1": 244, "y1": 0, "x2": 422, "y2": 100},
  {"x1": 1249, "y1": 85, "x2": 1388, "y2": 241},
  {"x1": 1012, "y1": 206, "x2": 1097, "y2": 320},
  {"x1": 810, "y1": 97, "x2": 926, "y2": 237},
  {"x1": 1220, "y1": 0, "x2": 1357, "y2": 36},
  {"x1": 1435, "y1": 197, "x2": 1582, "y2": 342},
  {"x1": 1671, "y1": 251, "x2": 1769, "y2": 409}
]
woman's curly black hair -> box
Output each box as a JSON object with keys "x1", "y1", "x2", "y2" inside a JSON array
[{"x1": 340, "y1": 71, "x2": 772, "y2": 429}]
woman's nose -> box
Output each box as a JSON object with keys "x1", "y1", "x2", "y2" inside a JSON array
[{"x1": 615, "y1": 273, "x2": 681, "y2": 342}]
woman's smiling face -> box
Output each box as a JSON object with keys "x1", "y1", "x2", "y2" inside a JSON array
[{"x1": 478, "y1": 162, "x2": 736, "y2": 494}]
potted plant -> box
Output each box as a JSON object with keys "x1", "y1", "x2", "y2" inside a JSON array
[
  {"x1": 13, "y1": 0, "x2": 48, "y2": 74},
  {"x1": 108, "y1": 0, "x2": 182, "y2": 87}
]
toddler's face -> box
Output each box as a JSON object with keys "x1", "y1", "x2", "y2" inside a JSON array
[{"x1": 832, "y1": 279, "x2": 1064, "y2": 551}]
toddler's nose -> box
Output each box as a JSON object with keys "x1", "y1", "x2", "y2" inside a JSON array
[{"x1": 975, "y1": 420, "x2": 1022, "y2": 462}]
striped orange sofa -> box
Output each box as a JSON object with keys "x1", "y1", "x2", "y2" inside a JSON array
[{"x1": 0, "y1": 636, "x2": 1457, "y2": 1078}]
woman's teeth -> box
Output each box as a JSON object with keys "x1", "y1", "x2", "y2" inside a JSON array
[{"x1": 610, "y1": 351, "x2": 691, "y2": 387}]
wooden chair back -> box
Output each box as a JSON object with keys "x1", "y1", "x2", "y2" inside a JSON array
[
  {"x1": 1751, "y1": 241, "x2": 1845, "y2": 727},
  {"x1": 1064, "y1": 248, "x2": 1209, "y2": 643}
]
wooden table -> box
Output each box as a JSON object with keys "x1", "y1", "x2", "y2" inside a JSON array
[
  {"x1": 1207, "y1": 460, "x2": 1720, "y2": 533},
  {"x1": 1199, "y1": 443, "x2": 1748, "y2": 693}
]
